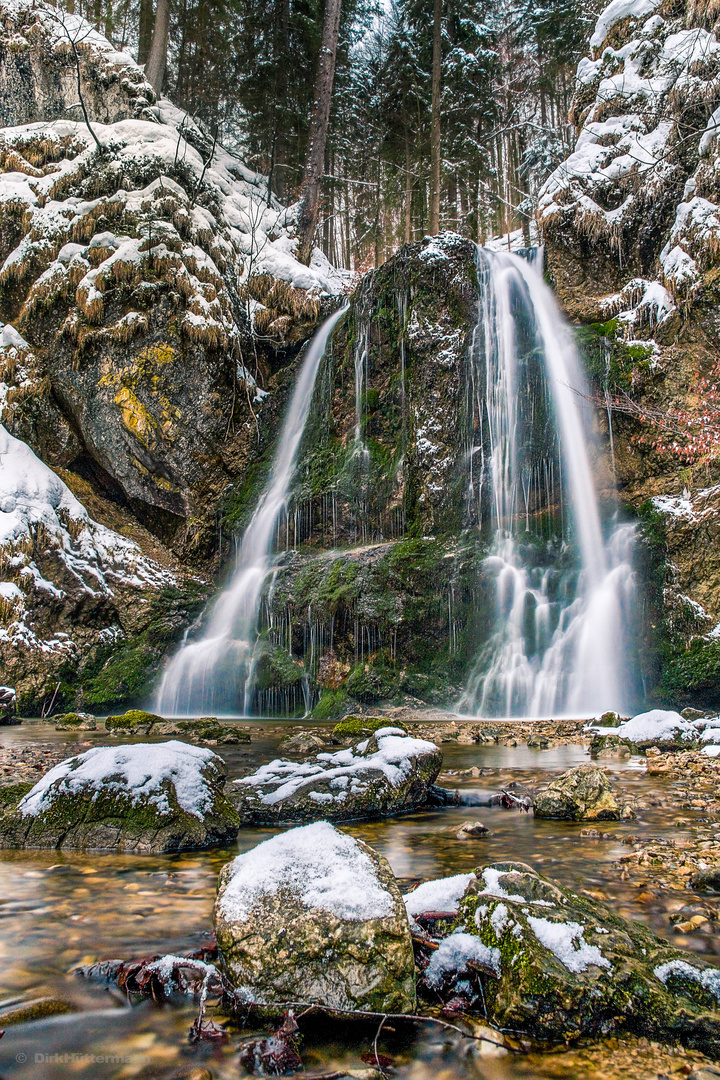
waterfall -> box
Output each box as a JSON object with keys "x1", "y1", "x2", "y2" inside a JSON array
[
  {"x1": 154, "y1": 305, "x2": 347, "y2": 717},
  {"x1": 459, "y1": 248, "x2": 639, "y2": 718}
]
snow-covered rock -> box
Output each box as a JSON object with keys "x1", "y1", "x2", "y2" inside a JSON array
[
  {"x1": 232, "y1": 727, "x2": 443, "y2": 824},
  {"x1": 0, "y1": 422, "x2": 177, "y2": 704},
  {"x1": 214, "y1": 822, "x2": 416, "y2": 1013},
  {"x1": 436, "y1": 861, "x2": 720, "y2": 1052},
  {"x1": 0, "y1": 740, "x2": 240, "y2": 851},
  {"x1": 539, "y1": 0, "x2": 720, "y2": 313}
]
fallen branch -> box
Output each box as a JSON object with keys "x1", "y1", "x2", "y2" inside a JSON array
[{"x1": 230, "y1": 996, "x2": 510, "y2": 1051}]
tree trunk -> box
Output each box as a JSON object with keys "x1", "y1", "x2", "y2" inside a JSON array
[
  {"x1": 296, "y1": 0, "x2": 343, "y2": 265},
  {"x1": 145, "y1": 0, "x2": 170, "y2": 94},
  {"x1": 404, "y1": 130, "x2": 412, "y2": 243},
  {"x1": 138, "y1": 0, "x2": 154, "y2": 65},
  {"x1": 429, "y1": 0, "x2": 442, "y2": 235}
]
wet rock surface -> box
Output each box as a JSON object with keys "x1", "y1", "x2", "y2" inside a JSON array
[{"x1": 214, "y1": 822, "x2": 416, "y2": 1013}]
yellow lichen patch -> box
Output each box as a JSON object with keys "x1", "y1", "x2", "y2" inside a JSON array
[
  {"x1": 114, "y1": 387, "x2": 159, "y2": 450},
  {"x1": 133, "y1": 343, "x2": 178, "y2": 375}
]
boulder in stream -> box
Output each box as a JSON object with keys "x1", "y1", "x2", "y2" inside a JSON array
[
  {"x1": 430, "y1": 862, "x2": 720, "y2": 1055},
  {"x1": 232, "y1": 726, "x2": 442, "y2": 824},
  {"x1": 533, "y1": 765, "x2": 621, "y2": 821},
  {"x1": 0, "y1": 741, "x2": 240, "y2": 852},
  {"x1": 54, "y1": 712, "x2": 97, "y2": 731},
  {"x1": 214, "y1": 821, "x2": 416, "y2": 1013}
]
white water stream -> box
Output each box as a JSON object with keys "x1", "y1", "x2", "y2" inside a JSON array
[
  {"x1": 459, "y1": 248, "x2": 638, "y2": 717},
  {"x1": 154, "y1": 306, "x2": 347, "y2": 717}
]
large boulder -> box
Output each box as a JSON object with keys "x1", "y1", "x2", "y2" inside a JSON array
[
  {"x1": 533, "y1": 765, "x2": 620, "y2": 821},
  {"x1": 441, "y1": 862, "x2": 720, "y2": 1055},
  {"x1": 214, "y1": 821, "x2": 416, "y2": 1014},
  {"x1": 232, "y1": 727, "x2": 442, "y2": 824},
  {"x1": 0, "y1": 740, "x2": 240, "y2": 851}
]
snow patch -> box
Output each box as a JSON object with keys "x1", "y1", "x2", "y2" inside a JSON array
[
  {"x1": 526, "y1": 916, "x2": 611, "y2": 973},
  {"x1": 18, "y1": 741, "x2": 218, "y2": 819},
  {"x1": 218, "y1": 821, "x2": 394, "y2": 924},
  {"x1": 424, "y1": 931, "x2": 501, "y2": 988}
]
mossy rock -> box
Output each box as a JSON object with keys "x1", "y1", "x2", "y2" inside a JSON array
[
  {"x1": 105, "y1": 709, "x2": 164, "y2": 732},
  {"x1": 533, "y1": 765, "x2": 620, "y2": 821},
  {"x1": 332, "y1": 715, "x2": 407, "y2": 740},
  {"x1": 445, "y1": 862, "x2": 720, "y2": 1054},
  {"x1": 0, "y1": 741, "x2": 240, "y2": 852},
  {"x1": 55, "y1": 712, "x2": 97, "y2": 731},
  {"x1": 0, "y1": 782, "x2": 33, "y2": 812},
  {"x1": 174, "y1": 717, "x2": 225, "y2": 739},
  {"x1": 233, "y1": 727, "x2": 441, "y2": 825}
]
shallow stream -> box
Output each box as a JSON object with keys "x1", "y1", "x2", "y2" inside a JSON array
[{"x1": 0, "y1": 720, "x2": 711, "y2": 1079}]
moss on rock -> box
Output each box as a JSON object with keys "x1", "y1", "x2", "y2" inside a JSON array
[
  {"x1": 332, "y1": 715, "x2": 407, "y2": 740},
  {"x1": 449, "y1": 862, "x2": 720, "y2": 1054},
  {"x1": 105, "y1": 709, "x2": 163, "y2": 731}
]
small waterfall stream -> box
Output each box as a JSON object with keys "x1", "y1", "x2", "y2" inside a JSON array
[
  {"x1": 459, "y1": 248, "x2": 639, "y2": 717},
  {"x1": 154, "y1": 305, "x2": 347, "y2": 717}
]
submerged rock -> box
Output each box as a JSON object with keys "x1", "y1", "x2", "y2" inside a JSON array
[
  {"x1": 456, "y1": 820, "x2": 489, "y2": 838},
  {"x1": 214, "y1": 821, "x2": 415, "y2": 1013},
  {"x1": 231, "y1": 727, "x2": 442, "y2": 824},
  {"x1": 0, "y1": 740, "x2": 240, "y2": 852},
  {"x1": 534, "y1": 765, "x2": 620, "y2": 821},
  {"x1": 437, "y1": 862, "x2": 720, "y2": 1053}
]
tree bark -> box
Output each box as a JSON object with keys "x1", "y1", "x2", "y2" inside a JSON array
[
  {"x1": 145, "y1": 0, "x2": 171, "y2": 94},
  {"x1": 296, "y1": 0, "x2": 343, "y2": 265},
  {"x1": 404, "y1": 129, "x2": 412, "y2": 243},
  {"x1": 429, "y1": 0, "x2": 442, "y2": 235},
  {"x1": 138, "y1": 0, "x2": 154, "y2": 65}
]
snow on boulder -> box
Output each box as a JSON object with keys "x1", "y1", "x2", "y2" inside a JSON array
[
  {"x1": 0, "y1": 740, "x2": 240, "y2": 852},
  {"x1": 433, "y1": 862, "x2": 720, "y2": 1052},
  {"x1": 404, "y1": 872, "x2": 477, "y2": 924},
  {"x1": 232, "y1": 727, "x2": 443, "y2": 824},
  {"x1": 0, "y1": 422, "x2": 174, "y2": 664},
  {"x1": 214, "y1": 821, "x2": 416, "y2": 1013},
  {"x1": 615, "y1": 709, "x2": 695, "y2": 747}
]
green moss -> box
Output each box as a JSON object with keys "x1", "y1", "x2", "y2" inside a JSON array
[
  {"x1": 332, "y1": 715, "x2": 407, "y2": 739},
  {"x1": 660, "y1": 638, "x2": 720, "y2": 698},
  {"x1": 105, "y1": 709, "x2": 163, "y2": 731},
  {"x1": 312, "y1": 688, "x2": 348, "y2": 719},
  {"x1": 81, "y1": 581, "x2": 209, "y2": 709},
  {"x1": 0, "y1": 782, "x2": 32, "y2": 811}
]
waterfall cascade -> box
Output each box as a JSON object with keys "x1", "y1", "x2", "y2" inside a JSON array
[
  {"x1": 459, "y1": 248, "x2": 639, "y2": 717},
  {"x1": 155, "y1": 306, "x2": 347, "y2": 717}
]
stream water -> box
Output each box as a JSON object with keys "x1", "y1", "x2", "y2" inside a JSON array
[{"x1": 0, "y1": 721, "x2": 713, "y2": 1080}]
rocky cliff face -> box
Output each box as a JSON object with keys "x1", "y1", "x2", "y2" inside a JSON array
[
  {"x1": 0, "y1": 0, "x2": 341, "y2": 712},
  {"x1": 539, "y1": 0, "x2": 720, "y2": 705}
]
